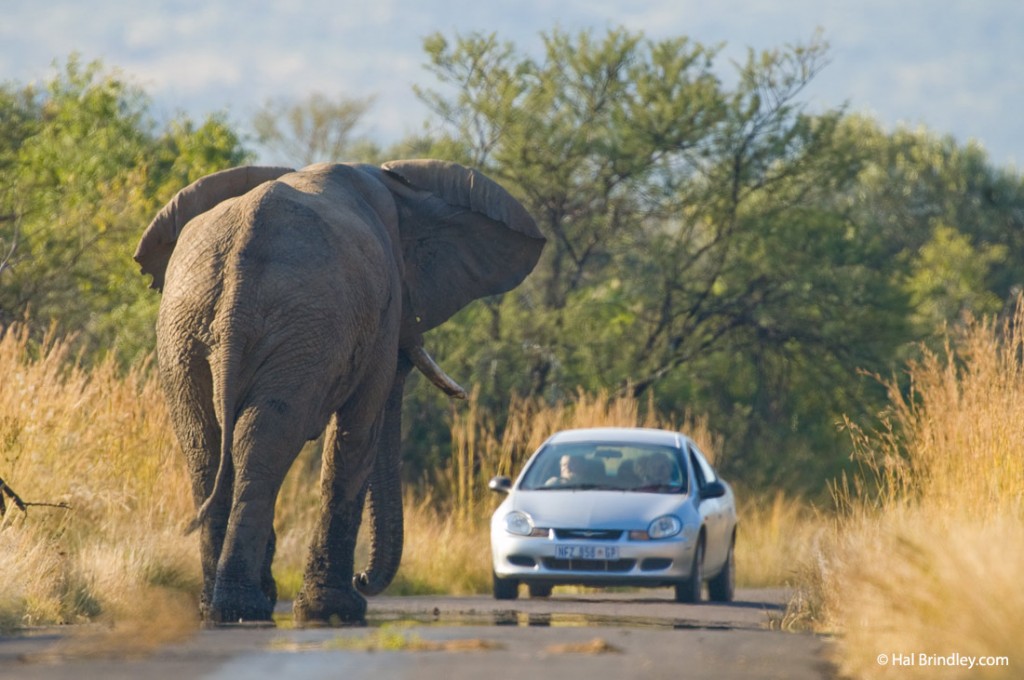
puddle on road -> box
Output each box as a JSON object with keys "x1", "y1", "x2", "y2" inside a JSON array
[{"x1": 273, "y1": 609, "x2": 735, "y2": 632}]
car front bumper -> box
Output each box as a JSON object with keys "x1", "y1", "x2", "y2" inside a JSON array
[{"x1": 491, "y1": 526, "x2": 701, "y2": 587}]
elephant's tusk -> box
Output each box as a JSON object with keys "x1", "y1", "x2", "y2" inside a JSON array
[{"x1": 408, "y1": 346, "x2": 468, "y2": 399}]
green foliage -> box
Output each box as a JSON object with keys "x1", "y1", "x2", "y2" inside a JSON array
[
  {"x1": 253, "y1": 92, "x2": 381, "y2": 166},
  {"x1": 832, "y1": 116, "x2": 1024, "y2": 339},
  {"x1": 412, "y1": 28, "x2": 905, "y2": 488},
  {"x1": 0, "y1": 56, "x2": 251, "y2": 365},
  {"x1": 906, "y1": 224, "x2": 1006, "y2": 330},
  {"x1": 6, "y1": 30, "x2": 1024, "y2": 496},
  {"x1": 410, "y1": 28, "x2": 1024, "y2": 491}
]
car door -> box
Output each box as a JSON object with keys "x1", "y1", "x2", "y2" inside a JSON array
[{"x1": 688, "y1": 445, "x2": 728, "y2": 571}]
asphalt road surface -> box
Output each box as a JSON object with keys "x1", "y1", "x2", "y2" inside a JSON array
[{"x1": 1, "y1": 589, "x2": 834, "y2": 679}]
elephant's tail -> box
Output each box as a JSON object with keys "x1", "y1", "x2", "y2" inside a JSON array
[{"x1": 185, "y1": 343, "x2": 239, "y2": 535}]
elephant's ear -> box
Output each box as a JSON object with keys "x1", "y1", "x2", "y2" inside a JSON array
[
  {"x1": 134, "y1": 166, "x2": 293, "y2": 290},
  {"x1": 380, "y1": 159, "x2": 546, "y2": 334}
]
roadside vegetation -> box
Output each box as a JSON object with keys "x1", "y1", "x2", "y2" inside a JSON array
[
  {"x1": 0, "y1": 327, "x2": 813, "y2": 629},
  {"x1": 785, "y1": 304, "x2": 1024, "y2": 678},
  {"x1": 1, "y1": 24, "x2": 1022, "y2": 678},
  {"x1": 0, "y1": 325, "x2": 197, "y2": 649}
]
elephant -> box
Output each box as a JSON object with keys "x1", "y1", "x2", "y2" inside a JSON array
[{"x1": 134, "y1": 160, "x2": 544, "y2": 624}]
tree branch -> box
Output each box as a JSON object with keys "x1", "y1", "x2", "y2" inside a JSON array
[
  {"x1": 0, "y1": 476, "x2": 71, "y2": 517},
  {"x1": 0, "y1": 216, "x2": 18, "y2": 276}
]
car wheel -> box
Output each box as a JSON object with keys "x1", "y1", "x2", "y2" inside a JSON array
[
  {"x1": 493, "y1": 572, "x2": 519, "y2": 600},
  {"x1": 527, "y1": 582, "x2": 553, "y2": 598},
  {"x1": 674, "y1": 537, "x2": 704, "y2": 603},
  {"x1": 708, "y1": 535, "x2": 735, "y2": 602}
]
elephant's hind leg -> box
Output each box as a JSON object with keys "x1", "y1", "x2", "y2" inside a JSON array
[
  {"x1": 294, "y1": 401, "x2": 385, "y2": 626},
  {"x1": 261, "y1": 527, "x2": 278, "y2": 608},
  {"x1": 160, "y1": 351, "x2": 229, "y2": 620},
  {"x1": 210, "y1": 401, "x2": 305, "y2": 623}
]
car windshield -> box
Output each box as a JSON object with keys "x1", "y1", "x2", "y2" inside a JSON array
[{"x1": 519, "y1": 441, "x2": 687, "y2": 493}]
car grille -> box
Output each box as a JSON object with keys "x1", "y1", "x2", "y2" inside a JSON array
[
  {"x1": 542, "y1": 558, "x2": 637, "y2": 572},
  {"x1": 553, "y1": 529, "x2": 623, "y2": 540},
  {"x1": 640, "y1": 558, "x2": 673, "y2": 571}
]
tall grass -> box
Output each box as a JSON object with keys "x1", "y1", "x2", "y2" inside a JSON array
[
  {"x1": 0, "y1": 324, "x2": 199, "y2": 646},
  {"x1": 791, "y1": 306, "x2": 1024, "y2": 678},
  {"x1": 394, "y1": 387, "x2": 704, "y2": 594},
  {"x1": 1, "y1": 318, "x2": 816, "y2": 637},
  {"x1": 735, "y1": 492, "x2": 824, "y2": 589},
  {"x1": 384, "y1": 388, "x2": 814, "y2": 595}
]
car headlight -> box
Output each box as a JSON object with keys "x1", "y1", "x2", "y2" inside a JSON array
[
  {"x1": 504, "y1": 510, "x2": 535, "y2": 536},
  {"x1": 647, "y1": 515, "x2": 682, "y2": 539}
]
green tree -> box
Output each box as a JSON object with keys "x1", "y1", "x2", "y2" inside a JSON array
[
  {"x1": 830, "y1": 116, "x2": 1024, "y2": 336},
  {"x1": 0, "y1": 56, "x2": 249, "y2": 363},
  {"x1": 906, "y1": 223, "x2": 1006, "y2": 331},
  {"x1": 408, "y1": 28, "x2": 912, "y2": 489},
  {"x1": 253, "y1": 92, "x2": 380, "y2": 166}
]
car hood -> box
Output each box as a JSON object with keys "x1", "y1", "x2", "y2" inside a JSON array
[{"x1": 511, "y1": 490, "x2": 688, "y2": 529}]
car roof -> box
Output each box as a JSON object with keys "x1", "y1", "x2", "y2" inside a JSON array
[{"x1": 545, "y1": 427, "x2": 692, "y2": 448}]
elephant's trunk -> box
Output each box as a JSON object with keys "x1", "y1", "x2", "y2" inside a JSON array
[
  {"x1": 354, "y1": 346, "x2": 467, "y2": 596},
  {"x1": 353, "y1": 356, "x2": 411, "y2": 596}
]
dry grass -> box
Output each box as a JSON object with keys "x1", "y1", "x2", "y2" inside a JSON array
[
  {"x1": 0, "y1": 324, "x2": 200, "y2": 644},
  {"x1": 7, "y1": 294, "x2": 1018, "y2": 676},
  {"x1": 790, "y1": 305, "x2": 1024, "y2": 678},
  {"x1": 394, "y1": 388, "x2": 704, "y2": 595},
  {"x1": 735, "y1": 492, "x2": 825, "y2": 589},
  {"x1": 385, "y1": 387, "x2": 806, "y2": 595},
  {"x1": 0, "y1": 318, "x2": 815, "y2": 643},
  {"x1": 269, "y1": 387, "x2": 708, "y2": 598}
]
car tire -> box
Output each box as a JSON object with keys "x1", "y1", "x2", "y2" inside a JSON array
[
  {"x1": 708, "y1": 535, "x2": 735, "y2": 602},
  {"x1": 674, "y1": 537, "x2": 704, "y2": 603},
  {"x1": 493, "y1": 572, "x2": 519, "y2": 600},
  {"x1": 527, "y1": 582, "x2": 553, "y2": 598},
  {"x1": 708, "y1": 536, "x2": 733, "y2": 602}
]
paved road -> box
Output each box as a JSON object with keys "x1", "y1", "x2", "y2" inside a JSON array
[{"x1": 0, "y1": 589, "x2": 834, "y2": 679}]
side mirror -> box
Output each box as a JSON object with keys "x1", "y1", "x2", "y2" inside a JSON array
[
  {"x1": 699, "y1": 480, "x2": 727, "y2": 501},
  {"x1": 488, "y1": 476, "x2": 513, "y2": 494}
]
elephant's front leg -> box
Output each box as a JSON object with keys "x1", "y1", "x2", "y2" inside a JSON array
[{"x1": 294, "y1": 411, "x2": 379, "y2": 625}]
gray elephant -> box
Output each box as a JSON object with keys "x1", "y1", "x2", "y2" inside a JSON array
[{"x1": 134, "y1": 160, "x2": 544, "y2": 624}]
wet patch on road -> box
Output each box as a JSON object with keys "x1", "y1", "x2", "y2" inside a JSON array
[{"x1": 370, "y1": 608, "x2": 740, "y2": 632}]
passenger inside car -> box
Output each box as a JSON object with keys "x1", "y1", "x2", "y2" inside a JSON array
[
  {"x1": 616, "y1": 459, "x2": 641, "y2": 487},
  {"x1": 636, "y1": 452, "x2": 675, "y2": 488},
  {"x1": 545, "y1": 455, "x2": 605, "y2": 486}
]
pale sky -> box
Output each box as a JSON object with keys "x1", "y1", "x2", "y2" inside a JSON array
[{"x1": 3, "y1": 0, "x2": 1021, "y2": 169}]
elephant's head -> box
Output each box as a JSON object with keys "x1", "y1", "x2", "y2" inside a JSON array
[
  {"x1": 135, "y1": 159, "x2": 544, "y2": 358},
  {"x1": 352, "y1": 160, "x2": 545, "y2": 593},
  {"x1": 135, "y1": 159, "x2": 545, "y2": 596}
]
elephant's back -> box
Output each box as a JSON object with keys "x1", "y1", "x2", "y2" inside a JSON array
[
  {"x1": 231, "y1": 179, "x2": 398, "y2": 313},
  {"x1": 157, "y1": 173, "x2": 402, "y2": 426},
  {"x1": 163, "y1": 176, "x2": 396, "y2": 311}
]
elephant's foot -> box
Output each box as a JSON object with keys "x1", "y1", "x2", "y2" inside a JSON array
[
  {"x1": 209, "y1": 582, "x2": 275, "y2": 624},
  {"x1": 261, "y1": 571, "x2": 278, "y2": 611},
  {"x1": 293, "y1": 586, "x2": 367, "y2": 626},
  {"x1": 199, "y1": 590, "x2": 214, "y2": 622}
]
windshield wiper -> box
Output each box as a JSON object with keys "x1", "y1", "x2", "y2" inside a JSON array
[
  {"x1": 529, "y1": 483, "x2": 623, "y2": 491},
  {"x1": 550, "y1": 483, "x2": 621, "y2": 491},
  {"x1": 630, "y1": 484, "x2": 684, "y2": 493}
]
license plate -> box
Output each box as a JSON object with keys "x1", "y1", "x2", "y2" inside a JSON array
[{"x1": 555, "y1": 544, "x2": 619, "y2": 560}]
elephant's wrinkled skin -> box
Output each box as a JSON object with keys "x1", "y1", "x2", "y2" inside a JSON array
[{"x1": 135, "y1": 160, "x2": 544, "y2": 624}]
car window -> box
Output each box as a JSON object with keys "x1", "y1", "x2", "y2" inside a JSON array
[
  {"x1": 688, "y1": 444, "x2": 717, "y2": 488},
  {"x1": 519, "y1": 441, "x2": 687, "y2": 492}
]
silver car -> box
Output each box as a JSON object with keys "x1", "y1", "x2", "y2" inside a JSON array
[{"x1": 488, "y1": 427, "x2": 737, "y2": 602}]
